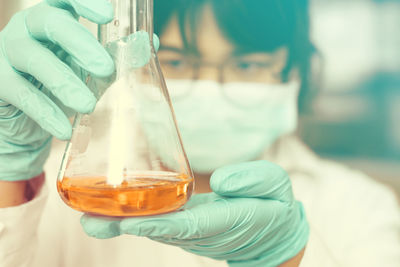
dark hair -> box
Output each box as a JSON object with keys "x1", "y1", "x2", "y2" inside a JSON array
[{"x1": 154, "y1": 0, "x2": 315, "y2": 112}]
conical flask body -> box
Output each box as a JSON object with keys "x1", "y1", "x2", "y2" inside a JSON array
[{"x1": 57, "y1": 0, "x2": 193, "y2": 216}]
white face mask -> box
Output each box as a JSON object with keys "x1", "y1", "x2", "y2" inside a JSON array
[{"x1": 166, "y1": 79, "x2": 300, "y2": 174}]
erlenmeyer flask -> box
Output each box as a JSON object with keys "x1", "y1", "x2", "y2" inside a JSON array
[{"x1": 57, "y1": 0, "x2": 194, "y2": 217}]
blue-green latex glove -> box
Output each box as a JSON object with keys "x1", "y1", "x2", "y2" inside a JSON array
[
  {"x1": 0, "y1": 0, "x2": 115, "y2": 181},
  {"x1": 81, "y1": 161, "x2": 309, "y2": 267}
]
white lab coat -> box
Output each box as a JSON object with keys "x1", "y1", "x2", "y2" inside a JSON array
[{"x1": 1, "y1": 135, "x2": 400, "y2": 267}]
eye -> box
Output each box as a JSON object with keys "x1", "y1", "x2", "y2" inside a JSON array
[
  {"x1": 160, "y1": 56, "x2": 194, "y2": 79},
  {"x1": 232, "y1": 61, "x2": 262, "y2": 73},
  {"x1": 165, "y1": 59, "x2": 186, "y2": 69},
  {"x1": 236, "y1": 62, "x2": 253, "y2": 70}
]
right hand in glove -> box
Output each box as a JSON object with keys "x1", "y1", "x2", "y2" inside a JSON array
[
  {"x1": 81, "y1": 161, "x2": 309, "y2": 267},
  {"x1": 0, "y1": 0, "x2": 115, "y2": 181}
]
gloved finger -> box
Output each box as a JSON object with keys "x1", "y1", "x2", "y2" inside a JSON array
[
  {"x1": 0, "y1": 106, "x2": 52, "y2": 146},
  {"x1": 60, "y1": 33, "x2": 159, "y2": 73},
  {"x1": 46, "y1": 0, "x2": 114, "y2": 24},
  {"x1": 119, "y1": 197, "x2": 275, "y2": 240},
  {"x1": 153, "y1": 34, "x2": 160, "y2": 52},
  {"x1": 0, "y1": 100, "x2": 19, "y2": 119},
  {"x1": 80, "y1": 214, "x2": 121, "y2": 239},
  {"x1": 183, "y1": 192, "x2": 220, "y2": 209},
  {"x1": 79, "y1": 193, "x2": 219, "y2": 239},
  {"x1": 148, "y1": 200, "x2": 294, "y2": 263},
  {"x1": 82, "y1": 194, "x2": 287, "y2": 242},
  {"x1": 0, "y1": 60, "x2": 72, "y2": 140},
  {"x1": 6, "y1": 36, "x2": 96, "y2": 114},
  {"x1": 25, "y1": 3, "x2": 114, "y2": 77},
  {"x1": 210, "y1": 160, "x2": 294, "y2": 203}
]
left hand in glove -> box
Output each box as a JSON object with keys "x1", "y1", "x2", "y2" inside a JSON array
[{"x1": 81, "y1": 160, "x2": 309, "y2": 267}]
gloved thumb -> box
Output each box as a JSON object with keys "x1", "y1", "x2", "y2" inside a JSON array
[
  {"x1": 46, "y1": 0, "x2": 114, "y2": 24},
  {"x1": 210, "y1": 160, "x2": 294, "y2": 203}
]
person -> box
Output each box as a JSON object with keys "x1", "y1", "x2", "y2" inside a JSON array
[{"x1": 0, "y1": 0, "x2": 399, "y2": 267}]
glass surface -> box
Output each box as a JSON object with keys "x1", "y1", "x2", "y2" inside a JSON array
[{"x1": 57, "y1": 0, "x2": 194, "y2": 217}]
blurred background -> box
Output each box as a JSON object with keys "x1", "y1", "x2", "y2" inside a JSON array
[
  {"x1": 301, "y1": 0, "x2": 400, "y2": 196},
  {"x1": 1, "y1": 0, "x2": 399, "y2": 196}
]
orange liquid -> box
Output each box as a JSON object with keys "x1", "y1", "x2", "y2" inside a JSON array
[{"x1": 57, "y1": 174, "x2": 193, "y2": 217}]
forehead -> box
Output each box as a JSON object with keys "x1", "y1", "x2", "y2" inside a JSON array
[
  {"x1": 158, "y1": 4, "x2": 288, "y2": 65},
  {"x1": 159, "y1": 5, "x2": 234, "y2": 62}
]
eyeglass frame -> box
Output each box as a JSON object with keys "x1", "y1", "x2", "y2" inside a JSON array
[{"x1": 158, "y1": 46, "x2": 291, "y2": 84}]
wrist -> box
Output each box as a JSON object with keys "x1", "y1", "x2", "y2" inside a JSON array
[
  {"x1": 0, "y1": 172, "x2": 45, "y2": 208},
  {"x1": 227, "y1": 246, "x2": 305, "y2": 267},
  {"x1": 0, "y1": 180, "x2": 28, "y2": 207},
  {"x1": 278, "y1": 247, "x2": 306, "y2": 267}
]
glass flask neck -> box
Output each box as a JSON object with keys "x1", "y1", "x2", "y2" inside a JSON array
[{"x1": 99, "y1": 0, "x2": 153, "y2": 44}]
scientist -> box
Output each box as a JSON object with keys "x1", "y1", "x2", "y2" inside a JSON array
[{"x1": 0, "y1": 0, "x2": 400, "y2": 267}]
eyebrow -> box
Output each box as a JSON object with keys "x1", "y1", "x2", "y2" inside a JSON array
[
  {"x1": 159, "y1": 45, "x2": 185, "y2": 53},
  {"x1": 159, "y1": 45, "x2": 271, "y2": 59},
  {"x1": 159, "y1": 45, "x2": 200, "y2": 57}
]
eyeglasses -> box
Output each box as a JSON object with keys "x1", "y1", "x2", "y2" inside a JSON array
[
  {"x1": 157, "y1": 52, "x2": 290, "y2": 106},
  {"x1": 159, "y1": 54, "x2": 286, "y2": 84}
]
